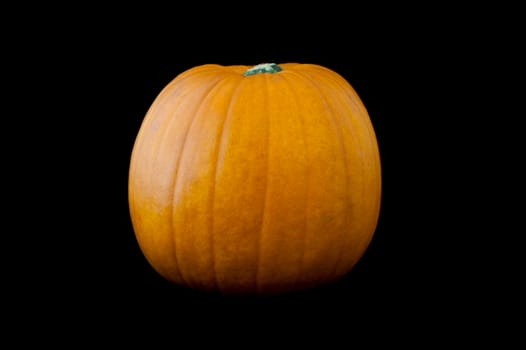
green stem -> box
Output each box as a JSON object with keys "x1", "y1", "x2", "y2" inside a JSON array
[{"x1": 243, "y1": 63, "x2": 282, "y2": 76}]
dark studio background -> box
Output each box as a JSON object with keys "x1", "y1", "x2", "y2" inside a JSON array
[
  {"x1": 72, "y1": 30, "x2": 449, "y2": 317},
  {"x1": 11, "y1": 5, "x2": 515, "y2": 341}
]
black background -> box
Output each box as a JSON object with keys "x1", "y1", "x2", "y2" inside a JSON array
[
  {"x1": 79, "y1": 38, "x2": 447, "y2": 319},
  {"x1": 11, "y1": 6, "x2": 516, "y2": 342}
]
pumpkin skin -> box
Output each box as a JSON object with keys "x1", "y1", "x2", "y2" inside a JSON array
[{"x1": 128, "y1": 63, "x2": 381, "y2": 295}]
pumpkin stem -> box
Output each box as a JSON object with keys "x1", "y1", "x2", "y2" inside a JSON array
[{"x1": 243, "y1": 63, "x2": 282, "y2": 76}]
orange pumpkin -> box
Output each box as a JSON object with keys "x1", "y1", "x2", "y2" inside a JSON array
[{"x1": 128, "y1": 63, "x2": 381, "y2": 295}]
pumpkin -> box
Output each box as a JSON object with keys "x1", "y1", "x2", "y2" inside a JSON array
[{"x1": 128, "y1": 63, "x2": 381, "y2": 295}]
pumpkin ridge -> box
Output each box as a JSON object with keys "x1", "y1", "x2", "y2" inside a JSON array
[
  {"x1": 144, "y1": 82, "x2": 191, "y2": 283},
  {"x1": 292, "y1": 70, "x2": 352, "y2": 282},
  {"x1": 307, "y1": 71, "x2": 367, "y2": 278},
  {"x1": 318, "y1": 72, "x2": 382, "y2": 228},
  {"x1": 277, "y1": 72, "x2": 310, "y2": 291},
  {"x1": 311, "y1": 70, "x2": 381, "y2": 275},
  {"x1": 129, "y1": 75, "x2": 193, "y2": 249},
  {"x1": 210, "y1": 76, "x2": 246, "y2": 293},
  {"x1": 130, "y1": 75, "x2": 202, "y2": 282},
  {"x1": 170, "y1": 75, "x2": 228, "y2": 288},
  {"x1": 254, "y1": 74, "x2": 270, "y2": 294}
]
